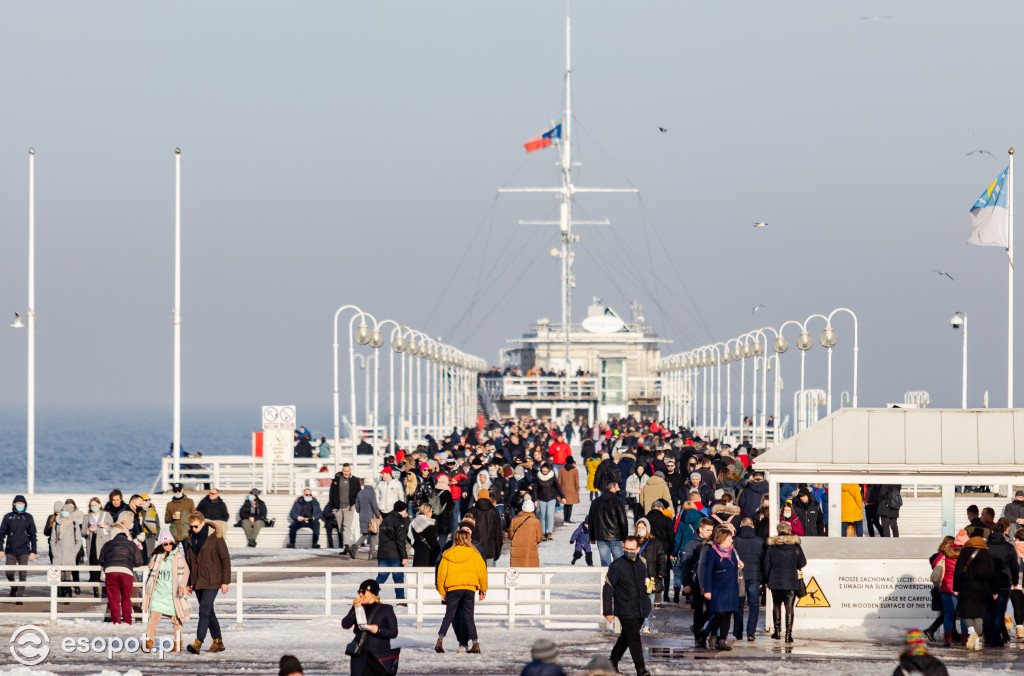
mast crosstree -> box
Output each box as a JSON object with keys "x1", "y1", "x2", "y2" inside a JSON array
[{"x1": 499, "y1": 16, "x2": 638, "y2": 380}]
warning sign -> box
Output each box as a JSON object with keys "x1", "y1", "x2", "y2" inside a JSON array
[{"x1": 796, "y1": 577, "x2": 830, "y2": 608}]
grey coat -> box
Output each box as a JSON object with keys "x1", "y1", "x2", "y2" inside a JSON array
[
  {"x1": 355, "y1": 487, "x2": 381, "y2": 533},
  {"x1": 49, "y1": 514, "x2": 83, "y2": 566},
  {"x1": 85, "y1": 510, "x2": 114, "y2": 559}
]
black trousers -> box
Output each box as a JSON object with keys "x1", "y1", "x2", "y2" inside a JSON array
[
  {"x1": 610, "y1": 617, "x2": 646, "y2": 674},
  {"x1": 865, "y1": 504, "x2": 880, "y2": 537},
  {"x1": 878, "y1": 516, "x2": 899, "y2": 537},
  {"x1": 563, "y1": 504, "x2": 574, "y2": 523},
  {"x1": 709, "y1": 612, "x2": 731, "y2": 640},
  {"x1": 691, "y1": 592, "x2": 708, "y2": 635},
  {"x1": 439, "y1": 589, "x2": 477, "y2": 643}
]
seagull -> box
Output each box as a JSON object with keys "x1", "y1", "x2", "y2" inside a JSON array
[
  {"x1": 967, "y1": 149, "x2": 995, "y2": 158},
  {"x1": 752, "y1": 304, "x2": 768, "y2": 314},
  {"x1": 658, "y1": 127, "x2": 669, "y2": 133},
  {"x1": 753, "y1": 221, "x2": 767, "y2": 228},
  {"x1": 932, "y1": 269, "x2": 955, "y2": 281}
]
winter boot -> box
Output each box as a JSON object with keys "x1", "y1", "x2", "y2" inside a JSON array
[
  {"x1": 771, "y1": 607, "x2": 782, "y2": 640},
  {"x1": 785, "y1": 612, "x2": 795, "y2": 643},
  {"x1": 434, "y1": 637, "x2": 445, "y2": 653},
  {"x1": 1016, "y1": 625, "x2": 1024, "y2": 641},
  {"x1": 468, "y1": 641, "x2": 481, "y2": 654},
  {"x1": 695, "y1": 632, "x2": 708, "y2": 649},
  {"x1": 943, "y1": 632, "x2": 953, "y2": 648},
  {"x1": 186, "y1": 639, "x2": 203, "y2": 654},
  {"x1": 922, "y1": 627, "x2": 936, "y2": 643},
  {"x1": 714, "y1": 637, "x2": 732, "y2": 651},
  {"x1": 206, "y1": 638, "x2": 225, "y2": 653},
  {"x1": 585, "y1": 552, "x2": 594, "y2": 567},
  {"x1": 673, "y1": 587, "x2": 681, "y2": 604},
  {"x1": 571, "y1": 551, "x2": 582, "y2": 565},
  {"x1": 144, "y1": 639, "x2": 154, "y2": 652}
]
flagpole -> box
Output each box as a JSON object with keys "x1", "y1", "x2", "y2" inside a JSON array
[{"x1": 1009, "y1": 147, "x2": 1015, "y2": 408}]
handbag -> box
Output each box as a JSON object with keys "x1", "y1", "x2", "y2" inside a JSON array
[
  {"x1": 737, "y1": 563, "x2": 746, "y2": 598},
  {"x1": 930, "y1": 555, "x2": 945, "y2": 588},
  {"x1": 344, "y1": 604, "x2": 382, "y2": 657},
  {"x1": 369, "y1": 516, "x2": 383, "y2": 534},
  {"x1": 377, "y1": 647, "x2": 402, "y2": 675},
  {"x1": 795, "y1": 571, "x2": 807, "y2": 598}
]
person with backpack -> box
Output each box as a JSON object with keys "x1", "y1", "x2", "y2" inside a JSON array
[{"x1": 877, "y1": 484, "x2": 903, "y2": 538}]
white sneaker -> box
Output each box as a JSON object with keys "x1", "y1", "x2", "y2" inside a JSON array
[
  {"x1": 974, "y1": 636, "x2": 983, "y2": 651},
  {"x1": 640, "y1": 625, "x2": 652, "y2": 635}
]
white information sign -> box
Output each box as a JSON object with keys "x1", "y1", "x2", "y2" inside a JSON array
[
  {"x1": 264, "y1": 429, "x2": 293, "y2": 464},
  {"x1": 788, "y1": 559, "x2": 933, "y2": 626},
  {"x1": 46, "y1": 566, "x2": 60, "y2": 586}
]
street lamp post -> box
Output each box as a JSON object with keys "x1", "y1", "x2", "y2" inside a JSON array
[
  {"x1": 951, "y1": 312, "x2": 967, "y2": 408},
  {"x1": 11, "y1": 148, "x2": 39, "y2": 493}
]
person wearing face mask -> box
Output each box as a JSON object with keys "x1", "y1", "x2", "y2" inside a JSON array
[
  {"x1": 288, "y1": 490, "x2": 323, "y2": 549},
  {"x1": 602, "y1": 536, "x2": 652, "y2": 676},
  {"x1": 85, "y1": 498, "x2": 113, "y2": 598},
  {"x1": 779, "y1": 502, "x2": 805, "y2": 537},
  {"x1": 48, "y1": 502, "x2": 83, "y2": 603},
  {"x1": 700, "y1": 527, "x2": 743, "y2": 651},
  {"x1": 634, "y1": 518, "x2": 667, "y2": 635},
  {"x1": 165, "y1": 483, "x2": 196, "y2": 543},
  {"x1": 238, "y1": 489, "x2": 268, "y2": 547},
  {"x1": 1, "y1": 496, "x2": 37, "y2": 603}
]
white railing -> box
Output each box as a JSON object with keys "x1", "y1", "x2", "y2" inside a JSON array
[
  {"x1": 627, "y1": 377, "x2": 661, "y2": 399},
  {"x1": 494, "y1": 376, "x2": 599, "y2": 400},
  {"x1": 0, "y1": 565, "x2": 606, "y2": 631},
  {"x1": 160, "y1": 456, "x2": 325, "y2": 494}
]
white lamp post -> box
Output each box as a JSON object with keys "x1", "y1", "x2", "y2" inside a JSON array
[
  {"x1": 951, "y1": 312, "x2": 967, "y2": 409},
  {"x1": 11, "y1": 148, "x2": 38, "y2": 493}
]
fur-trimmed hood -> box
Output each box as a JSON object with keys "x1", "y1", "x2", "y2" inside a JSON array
[
  {"x1": 711, "y1": 503, "x2": 740, "y2": 517},
  {"x1": 939, "y1": 541, "x2": 961, "y2": 559},
  {"x1": 767, "y1": 535, "x2": 801, "y2": 546}
]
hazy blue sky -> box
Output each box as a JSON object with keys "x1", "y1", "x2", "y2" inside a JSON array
[{"x1": 1, "y1": 1, "x2": 1021, "y2": 427}]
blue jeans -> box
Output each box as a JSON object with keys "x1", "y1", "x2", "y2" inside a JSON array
[
  {"x1": 375, "y1": 559, "x2": 405, "y2": 599},
  {"x1": 494, "y1": 504, "x2": 505, "y2": 519},
  {"x1": 451, "y1": 501, "x2": 462, "y2": 533},
  {"x1": 537, "y1": 499, "x2": 556, "y2": 534},
  {"x1": 596, "y1": 540, "x2": 623, "y2": 567},
  {"x1": 736, "y1": 580, "x2": 760, "y2": 637},
  {"x1": 984, "y1": 589, "x2": 1011, "y2": 643},
  {"x1": 941, "y1": 592, "x2": 958, "y2": 635},
  {"x1": 643, "y1": 592, "x2": 656, "y2": 628},
  {"x1": 842, "y1": 521, "x2": 863, "y2": 537}
]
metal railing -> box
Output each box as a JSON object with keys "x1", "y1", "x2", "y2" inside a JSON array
[
  {"x1": 477, "y1": 383, "x2": 500, "y2": 421},
  {"x1": 488, "y1": 376, "x2": 599, "y2": 400},
  {"x1": 0, "y1": 565, "x2": 606, "y2": 631},
  {"x1": 627, "y1": 377, "x2": 661, "y2": 400}
]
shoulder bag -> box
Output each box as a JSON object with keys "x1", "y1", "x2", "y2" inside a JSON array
[
  {"x1": 795, "y1": 570, "x2": 808, "y2": 598},
  {"x1": 930, "y1": 554, "x2": 945, "y2": 588},
  {"x1": 345, "y1": 604, "x2": 382, "y2": 657}
]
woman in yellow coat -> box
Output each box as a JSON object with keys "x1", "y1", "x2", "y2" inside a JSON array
[
  {"x1": 585, "y1": 456, "x2": 601, "y2": 500},
  {"x1": 841, "y1": 484, "x2": 864, "y2": 537},
  {"x1": 435, "y1": 531, "x2": 487, "y2": 654}
]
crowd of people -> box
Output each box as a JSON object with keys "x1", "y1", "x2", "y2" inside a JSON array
[{"x1": 4, "y1": 412, "x2": 1024, "y2": 673}]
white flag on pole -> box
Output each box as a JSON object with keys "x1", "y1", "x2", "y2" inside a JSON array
[{"x1": 968, "y1": 167, "x2": 1009, "y2": 247}]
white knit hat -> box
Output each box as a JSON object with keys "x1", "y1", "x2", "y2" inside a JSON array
[{"x1": 522, "y1": 500, "x2": 536, "y2": 513}]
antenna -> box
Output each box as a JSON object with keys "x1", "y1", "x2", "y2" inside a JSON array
[{"x1": 499, "y1": 15, "x2": 638, "y2": 379}]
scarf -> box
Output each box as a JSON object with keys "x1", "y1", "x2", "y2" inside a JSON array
[
  {"x1": 711, "y1": 543, "x2": 734, "y2": 561},
  {"x1": 191, "y1": 524, "x2": 209, "y2": 555},
  {"x1": 55, "y1": 513, "x2": 75, "y2": 539}
]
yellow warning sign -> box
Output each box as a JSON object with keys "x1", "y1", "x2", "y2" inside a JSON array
[{"x1": 796, "y1": 577, "x2": 830, "y2": 608}]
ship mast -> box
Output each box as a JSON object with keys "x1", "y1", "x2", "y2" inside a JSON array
[{"x1": 500, "y1": 15, "x2": 637, "y2": 393}]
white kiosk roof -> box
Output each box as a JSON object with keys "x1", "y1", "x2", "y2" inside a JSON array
[{"x1": 754, "y1": 408, "x2": 1024, "y2": 480}]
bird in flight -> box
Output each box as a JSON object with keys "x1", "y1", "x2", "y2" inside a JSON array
[
  {"x1": 932, "y1": 269, "x2": 955, "y2": 281},
  {"x1": 658, "y1": 127, "x2": 669, "y2": 133},
  {"x1": 967, "y1": 149, "x2": 995, "y2": 158},
  {"x1": 752, "y1": 304, "x2": 768, "y2": 314},
  {"x1": 753, "y1": 221, "x2": 767, "y2": 228}
]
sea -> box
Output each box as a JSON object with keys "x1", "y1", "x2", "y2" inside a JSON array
[{"x1": 0, "y1": 406, "x2": 335, "y2": 495}]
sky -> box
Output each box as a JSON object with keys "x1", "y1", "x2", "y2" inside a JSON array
[{"x1": 0, "y1": 1, "x2": 1021, "y2": 428}]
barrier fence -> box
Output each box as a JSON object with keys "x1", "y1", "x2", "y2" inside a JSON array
[{"x1": 0, "y1": 565, "x2": 606, "y2": 631}]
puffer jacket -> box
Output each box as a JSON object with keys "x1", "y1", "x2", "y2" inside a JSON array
[
  {"x1": 533, "y1": 471, "x2": 565, "y2": 502},
  {"x1": 763, "y1": 534, "x2": 807, "y2": 591},
  {"x1": 737, "y1": 479, "x2": 769, "y2": 519},
  {"x1": 840, "y1": 484, "x2": 863, "y2": 523},
  {"x1": 672, "y1": 508, "x2": 703, "y2": 557},
  {"x1": 436, "y1": 543, "x2": 488, "y2": 595},
  {"x1": 377, "y1": 510, "x2": 409, "y2": 561},
  {"x1": 936, "y1": 541, "x2": 960, "y2": 594},
  {"x1": 0, "y1": 496, "x2": 37, "y2": 556},
  {"x1": 99, "y1": 527, "x2": 144, "y2": 573}
]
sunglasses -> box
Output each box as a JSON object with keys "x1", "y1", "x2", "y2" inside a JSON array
[{"x1": 190, "y1": 524, "x2": 202, "y2": 530}]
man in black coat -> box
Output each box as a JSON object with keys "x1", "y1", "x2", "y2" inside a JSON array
[
  {"x1": 375, "y1": 501, "x2": 409, "y2": 600},
  {"x1": 984, "y1": 519, "x2": 1020, "y2": 646},
  {"x1": 0, "y1": 495, "x2": 37, "y2": 601},
  {"x1": 732, "y1": 518, "x2": 765, "y2": 641},
  {"x1": 293, "y1": 437, "x2": 314, "y2": 458},
  {"x1": 603, "y1": 536, "x2": 652, "y2": 676},
  {"x1": 197, "y1": 488, "x2": 230, "y2": 523},
  {"x1": 588, "y1": 482, "x2": 629, "y2": 566},
  {"x1": 593, "y1": 454, "x2": 621, "y2": 498},
  {"x1": 737, "y1": 473, "x2": 769, "y2": 520},
  {"x1": 329, "y1": 464, "x2": 363, "y2": 555},
  {"x1": 792, "y1": 488, "x2": 825, "y2": 537}
]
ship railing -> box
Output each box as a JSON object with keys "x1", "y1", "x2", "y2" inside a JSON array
[
  {"x1": 0, "y1": 565, "x2": 607, "y2": 631},
  {"x1": 627, "y1": 377, "x2": 661, "y2": 399},
  {"x1": 496, "y1": 376, "x2": 598, "y2": 400}
]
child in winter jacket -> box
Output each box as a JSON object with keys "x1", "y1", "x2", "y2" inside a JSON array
[{"x1": 569, "y1": 519, "x2": 593, "y2": 566}]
